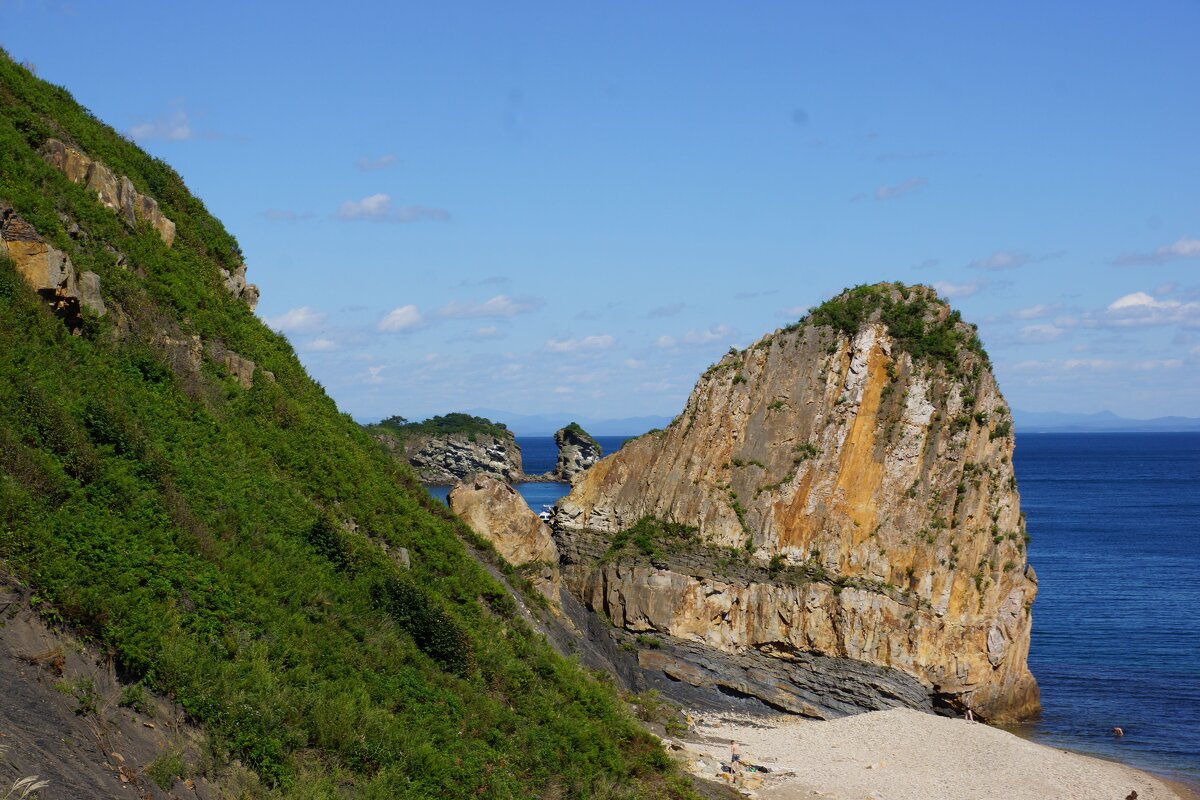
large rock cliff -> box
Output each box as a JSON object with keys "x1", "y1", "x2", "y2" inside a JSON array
[
  {"x1": 376, "y1": 429, "x2": 524, "y2": 484},
  {"x1": 369, "y1": 414, "x2": 525, "y2": 484},
  {"x1": 555, "y1": 284, "x2": 1039, "y2": 722}
]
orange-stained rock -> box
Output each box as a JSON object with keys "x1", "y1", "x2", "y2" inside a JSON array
[{"x1": 557, "y1": 284, "x2": 1039, "y2": 722}]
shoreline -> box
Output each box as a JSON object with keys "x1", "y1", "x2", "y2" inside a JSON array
[
  {"x1": 673, "y1": 707, "x2": 1194, "y2": 800},
  {"x1": 1002, "y1": 724, "x2": 1200, "y2": 800}
]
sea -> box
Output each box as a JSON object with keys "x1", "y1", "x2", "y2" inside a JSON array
[{"x1": 427, "y1": 432, "x2": 1200, "y2": 785}]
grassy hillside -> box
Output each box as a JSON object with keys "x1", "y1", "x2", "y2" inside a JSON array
[{"x1": 0, "y1": 52, "x2": 695, "y2": 799}]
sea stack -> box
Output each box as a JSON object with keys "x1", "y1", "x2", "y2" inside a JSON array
[
  {"x1": 554, "y1": 283, "x2": 1040, "y2": 722},
  {"x1": 553, "y1": 422, "x2": 602, "y2": 482}
]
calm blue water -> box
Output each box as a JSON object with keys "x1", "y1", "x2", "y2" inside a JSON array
[
  {"x1": 424, "y1": 435, "x2": 629, "y2": 509},
  {"x1": 1013, "y1": 433, "x2": 1200, "y2": 784},
  {"x1": 428, "y1": 432, "x2": 1200, "y2": 782}
]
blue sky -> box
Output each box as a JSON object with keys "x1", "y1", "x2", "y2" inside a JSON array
[{"x1": 2, "y1": 1, "x2": 1198, "y2": 421}]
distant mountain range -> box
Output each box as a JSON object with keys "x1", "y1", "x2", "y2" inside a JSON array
[{"x1": 1011, "y1": 409, "x2": 1200, "y2": 433}]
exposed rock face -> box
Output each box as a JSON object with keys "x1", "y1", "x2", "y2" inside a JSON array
[
  {"x1": 374, "y1": 429, "x2": 524, "y2": 484},
  {"x1": 451, "y1": 475, "x2": 559, "y2": 564},
  {"x1": 40, "y1": 139, "x2": 176, "y2": 247},
  {"x1": 206, "y1": 341, "x2": 257, "y2": 389},
  {"x1": 450, "y1": 475, "x2": 559, "y2": 601},
  {"x1": 554, "y1": 422, "x2": 602, "y2": 482},
  {"x1": 556, "y1": 284, "x2": 1039, "y2": 722},
  {"x1": 219, "y1": 263, "x2": 260, "y2": 311},
  {"x1": 1, "y1": 206, "x2": 105, "y2": 329}
]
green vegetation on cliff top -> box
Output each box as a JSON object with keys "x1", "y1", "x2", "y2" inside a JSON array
[
  {"x1": 791, "y1": 282, "x2": 990, "y2": 375},
  {"x1": 0, "y1": 53, "x2": 695, "y2": 799},
  {"x1": 561, "y1": 421, "x2": 600, "y2": 449},
  {"x1": 369, "y1": 413, "x2": 512, "y2": 443}
]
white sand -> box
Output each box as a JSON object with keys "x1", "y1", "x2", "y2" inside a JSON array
[{"x1": 675, "y1": 707, "x2": 1186, "y2": 800}]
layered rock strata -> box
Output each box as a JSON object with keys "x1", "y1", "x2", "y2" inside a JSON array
[
  {"x1": 375, "y1": 429, "x2": 524, "y2": 484},
  {"x1": 554, "y1": 422, "x2": 602, "y2": 482},
  {"x1": 40, "y1": 138, "x2": 176, "y2": 247},
  {"x1": 555, "y1": 284, "x2": 1039, "y2": 722},
  {"x1": 1, "y1": 206, "x2": 105, "y2": 330}
]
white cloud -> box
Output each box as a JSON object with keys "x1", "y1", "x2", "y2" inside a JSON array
[
  {"x1": 624, "y1": 358, "x2": 646, "y2": 369},
  {"x1": 970, "y1": 252, "x2": 1030, "y2": 271},
  {"x1": 647, "y1": 303, "x2": 685, "y2": 319},
  {"x1": 874, "y1": 177, "x2": 926, "y2": 201},
  {"x1": 683, "y1": 324, "x2": 733, "y2": 345},
  {"x1": 1114, "y1": 237, "x2": 1200, "y2": 266},
  {"x1": 1017, "y1": 323, "x2": 1066, "y2": 344},
  {"x1": 303, "y1": 337, "x2": 337, "y2": 352},
  {"x1": 1099, "y1": 291, "x2": 1200, "y2": 328},
  {"x1": 129, "y1": 109, "x2": 195, "y2": 141},
  {"x1": 265, "y1": 306, "x2": 327, "y2": 333},
  {"x1": 968, "y1": 250, "x2": 1064, "y2": 271},
  {"x1": 1063, "y1": 359, "x2": 1118, "y2": 371},
  {"x1": 1009, "y1": 357, "x2": 1183, "y2": 374},
  {"x1": 364, "y1": 365, "x2": 385, "y2": 385},
  {"x1": 438, "y1": 294, "x2": 543, "y2": 319},
  {"x1": 655, "y1": 324, "x2": 735, "y2": 349},
  {"x1": 932, "y1": 280, "x2": 984, "y2": 299},
  {"x1": 553, "y1": 386, "x2": 574, "y2": 394},
  {"x1": 335, "y1": 193, "x2": 449, "y2": 223},
  {"x1": 377, "y1": 304, "x2": 423, "y2": 332},
  {"x1": 472, "y1": 326, "x2": 503, "y2": 339},
  {"x1": 545, "y1": 334, "x2": 615, "y2": 353},
  {"x1": 1014, "y1": 303, "x2": 1059, "y2": 320},
  {"x1": 356, "y1": 154, "x2": 398, "y2": 172}
]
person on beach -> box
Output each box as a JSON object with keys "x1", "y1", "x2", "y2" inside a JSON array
[
  {"x1": 965, "y1": 708, "x2": 975, "y2": 722},
  {"x1": 730, "y1": 739, "x2": 742, "y2": 770}
]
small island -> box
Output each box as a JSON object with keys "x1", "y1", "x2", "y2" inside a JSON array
[{"x1": 366, "y1": 413, "x2": 524, "y2": 484}]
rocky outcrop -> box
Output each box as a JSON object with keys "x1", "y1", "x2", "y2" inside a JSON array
[
  {"x1": 1, "y1": 206, "x2": 105, "y2": 330},
  {"x1": 450, "y1": 475, "x2": 559, "y2": 600},
  {"x1": 374, "y1": 429, "x2": 523, "y2": 484},
  {"x1": 554, "y1": 422, "x2": 602, "y2": 482},
  {"x1": 219, "y1": 263, "x2": 259, "y2": 311},
  {"x1": 206, "y1": 341, "x2": 258, "y2": 389},
  {"x1": 40, "y1": 139, "x2": 176, "y2": 247},
  {"x1": 555, "y1": 284, "x2": 1039, "y2": 722}
]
